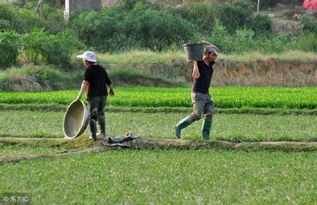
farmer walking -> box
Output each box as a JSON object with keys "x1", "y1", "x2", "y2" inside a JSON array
[
  {"x1": 75, "y1": 51, "x2": 114, "y2": 141},
  {"x1": 175, "y1": 41, "x2": 220, "y2": 140}
]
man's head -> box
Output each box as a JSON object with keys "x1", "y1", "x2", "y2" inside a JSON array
[
  {"x1": 76, "y1": 51, "x2": 97, "y2": 67},
  {"x1": 204, "y1": 46, "x2": 219, "y2": 62}
]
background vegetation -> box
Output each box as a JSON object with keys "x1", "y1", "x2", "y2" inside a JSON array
[
  {"x1": 1, "y1": 0, "x2": 317, "y2": 68},
  {"x1": 1, "y1": 87, "x2": 317, "y2": 110}
]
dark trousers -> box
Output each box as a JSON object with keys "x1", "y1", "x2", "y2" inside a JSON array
[{"x1": 88, "y1": 96, "x2": 107, "y2": 136}]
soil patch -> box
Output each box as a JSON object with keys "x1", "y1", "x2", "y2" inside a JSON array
[{"x1": 0, "y1": 137, "x2": 316, "y2": 165}]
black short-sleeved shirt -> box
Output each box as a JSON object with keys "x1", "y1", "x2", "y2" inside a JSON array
[
  {"x1": 84, "y1": 64, "x2": 112, "y2": 99},
  {"x1": 192, "y1": 61, "x2": 214, "y2": 94}
]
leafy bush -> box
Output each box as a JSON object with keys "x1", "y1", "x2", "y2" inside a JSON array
[
  {"x1": 72, "y1": 8, "x2": 197, "y2": 52},
  {"x1": 0, "y1": 3, "x2": 43, "y2": 33},
  {"x1": 231, "y1": 28, "x2": 257, "y2": 53},
  {"x1": 286, "y1": 32, "x2": 317, "y2": 52},
  {"x1": 249, "y1": 13, "x2": 272, "y2": 35},
  {"x1": 209, "y1": 20, "x2": 233, "y2": 53},
  {"x1": 169, "y1": 1, "x2": 217, "y2": 34},
  {"x1": 119, "y1": 0, "x2": 157, "y2": 10},
  {"x1": 0, "y1": 65, "x2": 71, "y2": 91},
  {"x1": 0, "y1": 3, "x2": 16, "y2": 31},
  {"x1": 218, "y1": 0, "x2": 254, "y2": 33},
  {"x1": 209, "y1": 21, "x2": 290, "y2": 54},
  {"x1": 0, "y1": 31, "x2": 20, "y2": 69},
  {"x1": 21, "y1": 29, "x2": 81, "y2": 66},
  {"x1": 126, "y1": 8, "x2": 196, "y2": 51},
  {"x1": 0, "y1": 2, "x2": 64, "y2": 34},
  {"x1": 41, "y1": 4, "x2": 66, "y2": 34},
  {"x1": 71, "y1": 8, "x2": 128, "y2": 52},
  {"x1": 302, "y1": 17, "x2": 317, "y2": 34}
]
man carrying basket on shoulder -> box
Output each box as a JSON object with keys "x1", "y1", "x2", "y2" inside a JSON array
[{"x1": 175, "y1": 41, "x2": 220, "y2": 140}]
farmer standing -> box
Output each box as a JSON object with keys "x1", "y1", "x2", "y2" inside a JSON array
[
  {"x1": 75, "y1": 51, "x2": 114, "y2": 141},
  {"x1": 175, "y1": 41, "x2": 220, "y2": 140}
]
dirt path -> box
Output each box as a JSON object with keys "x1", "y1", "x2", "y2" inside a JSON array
[{"x1": 0, "y1": 137, "x2": 316, "y2": 165}]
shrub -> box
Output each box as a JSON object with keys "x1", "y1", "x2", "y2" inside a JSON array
[
  {"x1": 169, "y1": 1, "x2": 217, "y2": 34},
  {"x1": 0, "y1": 2, "x2": 64, "y2": 34},
  {"x1": 21, "y1": 29, "x2": 81, "y2": 66},
  {"x1": 72, "y1": 8, "x2": 197, "y2": 52},
  {"x1": 208, "y1": 20, "x2": 233, "y2": 53},
  {"x1": 0, "y1": 3, "x2": 17, "y2": 31},
  {"x1": 302, "y1": 17, "x2": 317, "y2": 34},
  {"x1": 0, "y1": 3, "x2": 43, "y2": 33},
  {"x1": 0, "y1": 31, "x2": 20, "y2": 69},
  {"x1": 120, "y1": 0, "x2": 156, "y2": 10},
  {"x1": 231, "y1": 28, "x2": 257, "y2": 53},
  {"x1": 286, "y1": 32, "x2": 317, "y2": 52},
  {"x1": 71, "y1": 8, "x2": 128, "y2": 52},
  {"x1": 218, "y1": 0, "x2": 254, "y2": 33},
  {"x1": 41, "y1": 4, "x2": 66, "y2": 34},
  {"x1": 125, "y1": 9, "x2": 196, "y2": 51},
  {"x1": 208, "y1": 21, "x2": 292, "y2": 54},
  {"x1": 249, "y1": 13, "x2": 272, "y2": 35},
  {"x1": 0, "y1": 65, "x2": 71, "y2": 91}
]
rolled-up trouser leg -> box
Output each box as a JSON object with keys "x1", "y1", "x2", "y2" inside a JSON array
[{"x1": 175, "y1": 115, "x2": 195, "y2": 138}]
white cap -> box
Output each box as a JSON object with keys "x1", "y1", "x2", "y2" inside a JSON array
[{"x1": 76, "y1": 51, "x2": 97, "y2": 62}]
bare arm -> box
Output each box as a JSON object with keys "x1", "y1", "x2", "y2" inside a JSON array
[
  {"x1": 192, "y1": 61, "x2": 200, "y2": 79},
  {"x1": 76, "y1": 80, "x2": 89, "y2": 100}
]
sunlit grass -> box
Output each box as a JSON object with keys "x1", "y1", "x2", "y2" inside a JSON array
[
  {"x1": 1, "y1": 87, "x2": 317, "y2": 109},
  {"x1": 0, "y1": 150, "x2": 316, "y2": 204},
  {"x1": 95, "y1": 50, "x2": 317, "y2": 64},
  {"x1": 97, "y1": 49, "x2": 184, "y2": 64},
  {"x1": 1, "y1": 110, "x2": 316, "y2": 142}
]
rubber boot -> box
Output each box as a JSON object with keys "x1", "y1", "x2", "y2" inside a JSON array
[
  {"x1": 202, "y1": 118, "x2": 212, "y2": 140},
  {"x1": 90, "y1": 119, "x2": 97, "y2": 141},
  {"x1": 175, "y1": 116, "x2": 194, "y2": 139}
]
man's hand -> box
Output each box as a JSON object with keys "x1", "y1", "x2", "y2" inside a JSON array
[
  {"x1": 109, "y1": 88, "x2": 115, "y2": 96},
  {"x1": 202, "y1": 40, "x2": 221, "y2": 53},
  {"x1": 201, "y1": 40, "x2": 211, "y2": 46}
]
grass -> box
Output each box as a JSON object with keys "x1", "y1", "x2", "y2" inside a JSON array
[
  {"x1": 220, "y1": 50, "x2": 317, "y2": 63},
  {"x1": 96, "y1": 50, "x2": 317, "y2": 64},
  {"x1": 2, "y1": 103, "x2": 317, "y2": 115},
  {"x1": 1, "y1": 86, "x2": 317, "y2": 110},
  {"x1": 0, "y1": 110, "x2": 316, "y2": 142},
  {"x1": 0, "y1": 144, "x2": 66, "y2": 157},
  {"x1": 0, "y1": 65, "x2": 79, "y2": 91},
  {"x1": 0, "y1": 150, "x2": 316, "y2": 204},
  {"x1": 96, "y1": 50, "x2": 184, "y2": 64}
]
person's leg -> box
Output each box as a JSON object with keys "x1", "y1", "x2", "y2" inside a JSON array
[
  {"x1": 202, "y1": 96, "x2": 215, "y2": 140},
  {"x1": 89, "y1": 97, "x2": 99, "y2": 140},
  {"x1": 97, "y1": 96, "x2": 107, "y2": 138},
  {"x1": 175, "y1": 115, "x2": 195, "y2": 138},
  {"x1": 175, "y1": 93, "x2": 204, "y2": 138}
]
